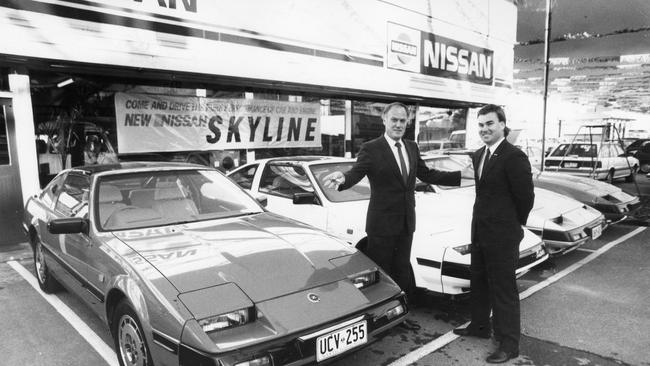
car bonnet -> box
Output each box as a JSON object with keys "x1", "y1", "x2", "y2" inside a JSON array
[
  {"x1": 112, "y1": 212, "x2": 357, "y2": 301},
  {"x1": 537, "y1": 171, "x2": 620, "y2": 195}
]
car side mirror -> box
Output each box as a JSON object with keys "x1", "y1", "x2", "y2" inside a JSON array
[
  {"x1": 293, "y1": 192, "x2": 319, "y2": 205},
  {"x1": 48, "y1": 217, "x2": 88, "y2": 235},
  {"x1": 255, "y1": 195, "x2": 268, "y2": 207}
]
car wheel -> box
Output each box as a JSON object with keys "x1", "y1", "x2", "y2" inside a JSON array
[
  {"x1": 606, "y1": 169, "x2": 615, "y2": 184},
  {"x1": 33, "y1": 238, "x2": 60, "y2": 293},
  {"x1": 112, "y1": 300, "x2": 153, "y2": 366},
  {"x1": 640, "y1": 163, "x2": 650, "y2": 174}
]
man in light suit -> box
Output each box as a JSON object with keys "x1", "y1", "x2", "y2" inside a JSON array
[
  {"x1": 324, "y1": 102, "x2": 470, "y2": 313},
  {"x1": 453, "y1": 104, "x2": 535, "y2": 363}
]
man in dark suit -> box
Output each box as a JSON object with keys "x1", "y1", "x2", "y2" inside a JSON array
[
  {"x1": 324, "y1": 102, "x2": 469, "y2": 304},
  {"x1": 453, "y1": 104, "x2": 535, "y2": 364}
]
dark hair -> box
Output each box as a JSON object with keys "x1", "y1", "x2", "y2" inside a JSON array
[
  {"x1": 382, "y1": 102, "x2": 409, "y2": 118},
  {"x1": 477, "y1": 104, "x2": 510, "y2": 137},
  {"x1": 221, "y1": 156, "x2": 234, "y2": 170}
]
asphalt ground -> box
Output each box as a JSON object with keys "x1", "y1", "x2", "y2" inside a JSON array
[{"x1": 1, "y1": 173, "x2": 649, "y2": 366}]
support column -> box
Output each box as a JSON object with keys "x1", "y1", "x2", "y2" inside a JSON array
[{"x1": 9, "y1": 74, "x2": 39, "y2": 205}]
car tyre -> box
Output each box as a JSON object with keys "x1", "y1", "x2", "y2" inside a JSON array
[
  {"x1": 640, "y1": 163, "x2": 650, "y2": 174},
  {"x1": 33, "y1": 238, "x2": 61, "y2": 293},
  {"x1": 606, "y1": 169, "x2": 615, "y2": 184},
  {"x1": 112, "y1": 300, "x2": 154, "y2": 366}
]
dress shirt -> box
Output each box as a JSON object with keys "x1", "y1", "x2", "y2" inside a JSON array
[
  {"x1": 478, "y1": 136, "x2": 505, "y2": 178},
  {"x1": 384, "y1": 133, "x2": 409, "y2": 177}
]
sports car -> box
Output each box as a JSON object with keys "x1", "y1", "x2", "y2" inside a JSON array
[
  {"x1": 228, "y1": 157, "x2": 548, "y2": 296},
  {"x1": 531, "y1": 166, "x2": 640, "y2": 223},
  {"x1": 421, "y1": 154, "x2": 608, "y2": 256},
  {"x1": 23, "y1": 162, "x2": 407, "y2": 366}
]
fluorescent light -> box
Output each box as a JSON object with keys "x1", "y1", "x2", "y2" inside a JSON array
[{"x1": 57, "y1": 78, "x2": 74, "y2": 88}]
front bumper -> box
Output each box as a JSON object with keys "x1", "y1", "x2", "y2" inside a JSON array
[
  {"x1": 178, "y1": 294, "x2": 408, "y2": 366},
  {"x1": 594, "y1": 199, "x2": 642, "y2": 224},
  {"x1": 539, "y1": 218, "x2": 607, "y2": 256},
  {"x1": 439, "y1": 243, "x2": 549, "y2": 295}
]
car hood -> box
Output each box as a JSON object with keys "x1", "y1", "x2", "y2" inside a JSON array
[
  {"x1": 113, "y1": 212, "x2": 356, "y2": 301},
  {"x1": 531, "y1": 187, "x2": 585, "y2": 217},
  {"x1": 535, "y1": 171, "x2": 620, "y2": 196}
]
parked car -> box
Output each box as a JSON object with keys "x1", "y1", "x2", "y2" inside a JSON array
[
  {"x1": 418, "y1": 139, "x2": 463, "y2": 153},
  {"x1": 228, "y1": 157, "x2": 548, "y2": 296},
  {"x1": 544, "y1": 142, "x2": 638, "y2": 183},
  {"x1": 624, "y1": 138, "x2": 650, "y2": 173},
  {"x1": 23, "y1": 162, "x2": 408, "y2": 366},
  {"x1": 421, "y1": 154, "x2": 607, "y2": 256},
  {"x1": 530, "y1": 166, "x2": 640, "y2": 223}
]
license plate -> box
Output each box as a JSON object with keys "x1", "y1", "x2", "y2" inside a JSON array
[
  {"x1": 564, "y1": 162, "x2": 578, "y2": 168},
  {"x1": 591, "y1": 224, "x2": 602, "y2": 239},
  {"x1": 316, "y1": 320, "x2": 367, "y2": 362}
]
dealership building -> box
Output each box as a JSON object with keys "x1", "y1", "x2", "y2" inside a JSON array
[{"x1": 0, "y1": 0, "x2": 518, "y2": 244}]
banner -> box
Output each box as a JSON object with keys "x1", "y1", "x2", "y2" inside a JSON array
[
  {"x1": 115, "y1": 93, "x2": 321, "y2": 153},
  {"x1": 387, "y1": 23, "x2": 494, "y2": 86}
]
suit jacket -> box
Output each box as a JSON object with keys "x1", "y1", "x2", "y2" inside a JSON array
[
  {"x1": 340, "y1": 136, "x2": 461, "y2": 236},
  {"x1": 471, "y1": 140, "x2": 535, "y2": 245}
]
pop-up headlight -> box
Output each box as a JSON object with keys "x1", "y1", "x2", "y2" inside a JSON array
[
  {"x1": 349, "y1": 270, "x2": 379, "y2": 289},
  {"x1": 452, "y1": 244, "x2": 472, "y2": 255},
  {"x1": 199, "y1": 308, "x2": 254, "y2": 333}
]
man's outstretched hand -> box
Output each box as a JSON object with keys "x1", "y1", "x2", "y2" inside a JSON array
[{"x1": 323, "y1": 171, "x2": 345, "y2": 189}]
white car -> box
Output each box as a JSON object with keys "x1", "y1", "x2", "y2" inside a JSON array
[
  {"x1": 228, "y1": 156, "x2": 548, "y2": 296},
  {"x1": 544, "y1": 142, "x2": 639, "y2": 183},
  {"x1": 421, "y1": 153, "x2": 608, "y2": 256}
]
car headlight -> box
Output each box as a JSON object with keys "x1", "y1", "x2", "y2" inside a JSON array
[
  {"x1": 452, "y1": 244, "x2": 472, "y2": 255},
  {"x1": 199, "y1": 308, "x2": 254, "y2": 333},
  {"x1": 349, "y1": 270, "x2": 379, "y2": 289}
]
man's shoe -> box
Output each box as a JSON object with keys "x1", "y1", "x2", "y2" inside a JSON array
[
  {"x1": 398, "y1": 319, "x2": 421, "y2": 331},
  {"x1": 452, "y1": 325, "x2": 490, "y2": 339},
  {"x1": 486, "y1": 349, "x2": 518, "y2": 364}
]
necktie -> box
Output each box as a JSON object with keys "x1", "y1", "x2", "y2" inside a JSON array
[
  {"x1": 480, "y1": 148, "x2": 491, "y2": 179},
  {"x1": 395, "y1": 142, "x2": 408, "y2": 184}
]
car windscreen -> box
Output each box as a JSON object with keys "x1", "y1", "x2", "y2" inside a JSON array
[
  {"x1": 423, "y1": 155, "x2": 475, "y2": 189},
  {"x1": 97, "y1": 169, "x2": 264, "y2": 231},
  {"x1": 550, "y1": 144, "x2": 597, "y2": 158},
  {"x1": 309, "y1": 163, "x2": 371, "y2": 202}
]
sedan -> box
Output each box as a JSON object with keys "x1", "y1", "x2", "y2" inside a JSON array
[
  {"x1": 544, "y1": 142, "x2": 638, "y2": 183},
  {"x1": 531, "y1": 166, "x2": 640, "y2": 223},
  {"x1": 23, "y1": 162, "x2": 407, "y2": 366},
  {"x1": 421, "y1": 154, "x2": 607, "y2": 256},
  {"x1": 228, "y1": 157, "x2": 548, "y2": 296}
]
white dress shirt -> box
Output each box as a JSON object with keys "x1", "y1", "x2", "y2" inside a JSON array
[
  {"x1": 478, "y1": 136, "x2": 505, "y2": 178},
  {"x1": 384, "y1": 133, "x2": 410, "y2": 176}
]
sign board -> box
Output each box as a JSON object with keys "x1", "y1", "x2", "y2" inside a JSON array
[{"x1": 115, "y1": 93, "x2": 321, "y2": 153}]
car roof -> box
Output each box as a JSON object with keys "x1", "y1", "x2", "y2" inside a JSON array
[
  {"x1": 257, "y1": 156, "x2": 353, "y2": 165},
  {"x1": 68, "y1": 161, "x2": 206, "y2": 176}
]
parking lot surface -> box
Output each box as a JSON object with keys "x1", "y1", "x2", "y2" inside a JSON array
[{"x1": 1, "y1": 177, "x2": 649, "y2": 366}]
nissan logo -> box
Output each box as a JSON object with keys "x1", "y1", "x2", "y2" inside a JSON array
[{"x1": 307, "y1": 293, "x2": 320, "y2": 303}]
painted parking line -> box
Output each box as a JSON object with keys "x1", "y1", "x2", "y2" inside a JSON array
[
  {"x1": 388, "y1": 226, "x2": 647, "y2": 366},
  {"x1": 7, "y1": 261, "x2": 119, "y2": 366}
]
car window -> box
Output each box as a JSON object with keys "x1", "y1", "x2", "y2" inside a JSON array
[
  {"x1": 98, "y1": 169, "x2": 264, "y2": 231},
  {"x1": 40, "y1": 173, "x2": 66, "y2": 209},
  {"x1": 551, "y1": 144, "x2": 597, "y2": 158},
  {"x1": 611, "y1": 144, "x2": 624, "y2": 156},
  {"x1": 641, "y1": 142, "x2": 650, "y2": 153},
  {"x1": 423, "y1": 155, "x2": 475, "y2": 189},
  {"x1": 259, "y1": 164, "x2": 314, "y2": 198},
  {"x1": 54, "y1": 173, "x2": 91, "y2": 217},
  {"x1": 310, "y1": 163, "x2": 371, "y2": 202},
  {"x1": 228, "y1": 164, "x2": 258, "y2": 189}
]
